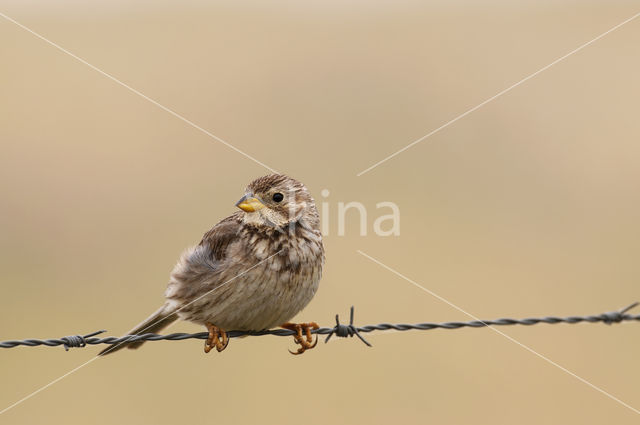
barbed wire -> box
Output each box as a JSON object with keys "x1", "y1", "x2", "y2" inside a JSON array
[{"x1": 1, "y1": 302, "x2": 638, "y2": 351}]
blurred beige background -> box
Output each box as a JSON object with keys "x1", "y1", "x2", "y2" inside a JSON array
[{"x1": 1, "y1": 1, "x2": 639, "y2": 424}]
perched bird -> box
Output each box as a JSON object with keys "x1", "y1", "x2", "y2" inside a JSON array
[{"x1": 99, "y1": 174, "x2": 324, "y2": 356}]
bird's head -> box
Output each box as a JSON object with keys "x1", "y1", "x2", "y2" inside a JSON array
[{"x1": 235, "y1": 174, "x2": 319, "y2": 230}]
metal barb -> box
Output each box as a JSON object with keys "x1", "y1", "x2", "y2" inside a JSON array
[
  {"x1": 61, "y1": 330, "x2": 106, "y2": 351},
  {"x1": 324, "y1": 306, "x2": 372, "y2": 347},
  {"x1": 602, "y1": 302, "x2": 639, "y2": 325},
  {"x1": 619, "y1": 302, "x2": 639, "y2": 315}
]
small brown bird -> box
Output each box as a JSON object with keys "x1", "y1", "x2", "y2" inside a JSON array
[{"x1": 99, "y1": 174, "x2": 324, "y2": 356}]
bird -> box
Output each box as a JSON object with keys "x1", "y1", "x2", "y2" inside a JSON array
[{"x1": 99, "y1": 174, "x2": 324, "y2": 356}]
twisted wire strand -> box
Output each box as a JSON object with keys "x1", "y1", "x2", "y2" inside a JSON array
[{"x1": 1, "y1": 302, "x2": 638, "y2": 350}]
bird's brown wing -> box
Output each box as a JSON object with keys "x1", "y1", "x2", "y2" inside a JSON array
[{"x1": 199, "y1": 212, "x2": 243, "y2": 262}]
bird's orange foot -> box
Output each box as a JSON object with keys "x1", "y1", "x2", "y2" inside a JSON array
[
  {"x1": 281, "y1": 322, "x2": 319, "y2": 355},
  {"x1": 204, "y1": 322, "x2": 229, "y2": 353}
]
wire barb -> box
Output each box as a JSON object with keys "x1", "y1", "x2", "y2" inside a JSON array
[
  {"x1": 1, "y1": 303, "x2": 638, "y2": 351},
  {"x1": 601, "y1": 302, "x2": 639, "y2": 325},
  {"x1": 324, "y1": 306, "x2": 372, "y2": 347},
  {"x1": 61, "y1": 330, "x2": 106, "y2": 351}
]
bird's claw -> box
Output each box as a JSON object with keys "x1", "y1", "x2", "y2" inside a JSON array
[
  {"x1": 281, "y1": 322, "x2": 319, "y2": 355},
  {"x1": 204, "y1": 322, "x2": 228, "y2": 353}
]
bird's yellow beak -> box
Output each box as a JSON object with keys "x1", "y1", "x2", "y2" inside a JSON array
[{"x1": 235, "y1": 194, "x2": 265, "y2": 212}]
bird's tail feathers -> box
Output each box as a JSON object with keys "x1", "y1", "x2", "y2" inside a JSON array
[{"x1": 98, "y1": 303, "x2": 178, "y2": 356}]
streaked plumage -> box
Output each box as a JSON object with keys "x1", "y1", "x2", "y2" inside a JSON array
[{"x1": 100, "y1": 174, "x2": 324, "y2": 355}]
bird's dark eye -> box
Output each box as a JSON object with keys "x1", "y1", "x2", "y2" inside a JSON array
[{"x1": 272, "y1": 192, "x2": 284, "y2": 202}]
